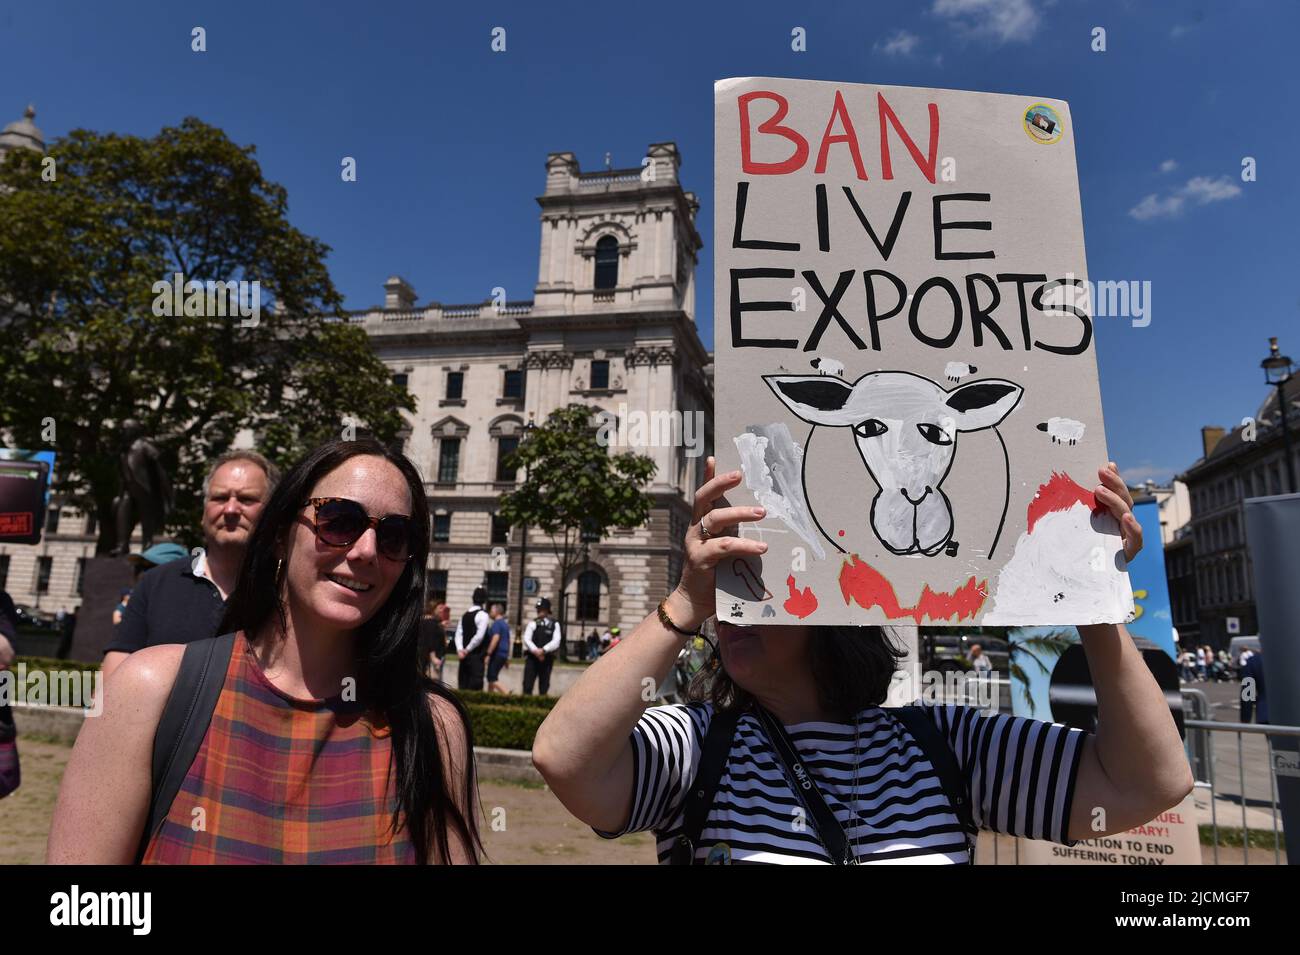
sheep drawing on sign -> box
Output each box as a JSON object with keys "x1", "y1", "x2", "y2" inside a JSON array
[{"x1": 764, "y1": 371, "x2": 1024, "y2": 558}]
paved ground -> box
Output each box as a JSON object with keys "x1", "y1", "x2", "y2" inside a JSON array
[{"x1": 0, "y1": 738, "x2": 656, "y2": 865}]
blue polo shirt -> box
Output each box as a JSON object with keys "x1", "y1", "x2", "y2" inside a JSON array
[
  {"x1": 489, "y1": 618, "x2": 511, "y2": 659},
  {"x1": 104, "y1": 556, "x2": 227, "y2": 654}
]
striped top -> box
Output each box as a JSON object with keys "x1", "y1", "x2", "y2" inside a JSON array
[
  {"x1": 142, "y1": 633, "x2": 415, "y2": 864},
  {"x1": 597, "y1": 700, "x2": 1086, "y2": 864}
]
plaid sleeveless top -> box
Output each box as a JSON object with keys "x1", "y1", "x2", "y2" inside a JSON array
[{"x1": 142, "y1": 632, "x2": 416, "y2": 864}]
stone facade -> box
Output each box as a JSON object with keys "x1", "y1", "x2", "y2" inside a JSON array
[{"x1": 351, "y1": 142, "x2": 713, "y2": 643}]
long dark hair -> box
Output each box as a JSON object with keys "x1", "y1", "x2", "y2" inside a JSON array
[
  {"x1": 690, "y1": 625, "x2": 907, "y2": 719},
  {"x1": 219, "y1": 438, "x2": 482, "y2": 864}
]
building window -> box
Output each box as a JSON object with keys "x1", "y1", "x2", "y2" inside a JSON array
[
  {"x1": 429, "y1": 569, "x2": 448, "y2": 603},
  {"x1": 576, "y1": 569, "x2": 602, "y2": 620},
  {"x1": 490, "y1": 513, "x2": 510, "y2": 545},
  {"x1": 446, "y1": 371, "x2": 464, "y2": 400},
  {"x1": 85, "y1": 511, "x2": 97, "y2": 536},
  {"x1": 46, "y1": 507, "x2": 60, "y2": 534},
  {"x1": 485, "y1": 571, "x2": 509, "y2": 610},
  {"x1": 503, "y1": 369, "x2": 523, "y2": 399},
  {"x1": 0, "y1": 554, "x2": 9, "y2": 590},
  {"x1": 35, "y1": 556, "x2": 53, "y2": 594},
  {"x1": 75, "y1": 557, "x2": 87, "y2": 596},
  {"x1": 393, "y1": 373, "x2": 409, "y2": 389},
  {"x1": 590, "y1": 360, "x2": 610, "y2": 390},
  {"x1": 496, "y1": 435, "x2": 519, "y2": 482},
  {"x1": 594, "y1": 235, "x2": 619, "y2": 290},
  {"x1": 432, "y1": 513, "x2": 451, "y2": 543},
  {"x1": 438, "y1": 438, "x2": 460, "y2": 483}
]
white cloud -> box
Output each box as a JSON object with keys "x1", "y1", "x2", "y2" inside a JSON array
[
  {"x1": 1129, "y1": 193, "x2": 1185, "y2": 221},
  {"x1": 1183, "y1": 175, "x2": 1242, "y2": 203},
  {"x1": 1158, "y1": 159, "x2": 1178, "y2": 173},
  {"x1": 1119, "y1": 463, "x2": 1177, "y2": 484},
  {"x1": 931, "y1": 0, "x2": 1039, "y2": 44},
  {"x1": 875, "y1": 29, "x2": 921, "y2": 55},
  {"x1": 1129, "y1": 174, "x2": 1242, "y2": 221}
]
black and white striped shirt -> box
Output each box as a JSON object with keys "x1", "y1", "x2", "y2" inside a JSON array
[{"x1": 596, "y1": 700, "x2": 1087, "y2": 864}]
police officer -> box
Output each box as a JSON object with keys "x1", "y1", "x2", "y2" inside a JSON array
[
  {"x1": 522, "y1": 597, "x2": 562, "y2": 696},
  {"x1": 455, "y1": 586, "x2": 491, "y2": 691}
]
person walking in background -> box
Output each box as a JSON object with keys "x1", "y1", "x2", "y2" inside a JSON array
[
  {"x1": 968, "y1": 643, "x2": 992, "y2": 674},
  {"x1": 455, "y1": 587, "x2": 491, "y2": 691},
  {"x1": 1241, "y1": 650, "x2": 1268, "y2": 725},
  {"x1": 522, "y1": 597, "x2": 561, "y2": 696},
  {"x1": 0, "y1": 589, "x2": 21, "y2": 798},
  {"x1": 486, "y1": 603, "x2": 511, "y2": 694},
  {"x1": 420, "y1": 599, "x2": 447, "y2": 682},
  {"x1": 586, "y1": 629, "x2": 600, "y2": 662},
  {"x1": 1195, "y1": 645, "x2": 1207, "y2": 682},
  {"x1": 101, "y1": 450, "x2": 278, "y2": 683}
]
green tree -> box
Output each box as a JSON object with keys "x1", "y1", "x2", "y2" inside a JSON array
[
  {"x1": 0, "y1": 117, "x2": 412, "y2": 551},
  {"x1": 497, "y1": 404, "x2": 656, "y2": 657}
]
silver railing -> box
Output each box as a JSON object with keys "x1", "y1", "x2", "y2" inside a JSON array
[{"x1": 974, "y1": 686, "x2": 1292, "y2": 865}]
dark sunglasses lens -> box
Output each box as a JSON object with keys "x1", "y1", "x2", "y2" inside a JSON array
[
  {"x1": 316, "y1": 500, "x2": 368, "y2": 546},
  {"x1": 376, "y1": 517, "x2": 413, "y2": 559}
]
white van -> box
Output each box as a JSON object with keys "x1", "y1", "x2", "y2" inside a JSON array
[{"x1": 1229, "y1": 635, "x2": 1262, "y2": 664}]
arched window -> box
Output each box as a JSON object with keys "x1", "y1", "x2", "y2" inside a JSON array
[
  {"x1": 576, "y1": 569, "x2": 603, "y2": 620},
  {"x1": 594, "y1": 235, "x2": 619, "y2": 290}
]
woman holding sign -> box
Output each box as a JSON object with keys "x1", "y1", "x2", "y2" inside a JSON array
[{"x1": 533, "y1": 457, "x2": 1192, "y2": 865}]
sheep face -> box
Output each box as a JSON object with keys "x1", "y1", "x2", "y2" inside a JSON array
[{"x1": 764, "y1": 371, "x2": 1023, "y2": 555}]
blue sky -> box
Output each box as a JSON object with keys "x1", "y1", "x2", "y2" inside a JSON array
[{"x1": 2, "y1": 0, "x2": 1295, "y2": 484}]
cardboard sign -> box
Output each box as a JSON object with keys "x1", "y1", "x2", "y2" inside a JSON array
[
  {"x1": 712, "y1": 77, "x2": 1133, "y2": 627},
  {"x1": 1018, "y1": 794, "x2": 1202, "y2": 865}
]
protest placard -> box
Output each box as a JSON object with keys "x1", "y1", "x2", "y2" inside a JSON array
[{"x1": 713, "y1": 77, "x2": 1133, "y2": 627}]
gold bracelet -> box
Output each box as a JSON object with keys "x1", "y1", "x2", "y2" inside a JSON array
[{"x1": 657, "y1": 598, "x2": 698, "y2": 637}]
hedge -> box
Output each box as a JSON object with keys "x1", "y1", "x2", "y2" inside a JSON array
[
  {"x1": 463, "y1": 703, "x2": 551, "y2": 750},
  {"x1": 454, "y1": 689, "x2": 558, "y2": 711}
]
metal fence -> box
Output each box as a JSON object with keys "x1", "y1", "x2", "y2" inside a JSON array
[
  {"x1": 1181, "y1": 687, "x2": 1292, "y2": 865},
  {"x1": 938, "y1": 679, "x2": 1292, "y2": 865}
]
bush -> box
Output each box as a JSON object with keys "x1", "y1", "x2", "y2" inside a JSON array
[
  {"x1": 464, "y1": 703, "x2": 550, "y2": 750},
  {"x1": 15, "y1": 656, "x2": 100, "y2": 674},
  {"x1": 455, "y1": 689, "x2": 558, "y2": 711}
]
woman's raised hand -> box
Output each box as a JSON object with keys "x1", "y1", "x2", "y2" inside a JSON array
[
  {"x1": 664, "y1": 456, "x2": 768, "y2": 631},
  {"x1": 1094, "y1": 461, "x2": 1143, "y2": 563}
]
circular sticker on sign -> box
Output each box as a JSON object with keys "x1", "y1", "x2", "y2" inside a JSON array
[{"x1": 1023, "y1": 103, "x2": 1063, "y2": 144}]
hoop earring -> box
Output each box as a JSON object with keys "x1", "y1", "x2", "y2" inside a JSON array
[{"x1": 276, "y1": 558, "x2": 284, "y2": 580}]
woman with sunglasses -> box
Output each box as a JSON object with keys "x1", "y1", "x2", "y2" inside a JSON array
[
  {"x1": 533, "y1": 457, "x2": 1193, "y2": 864},
  {"x1": 49, "y1": 439, "x2": 482, "y2": 864}
]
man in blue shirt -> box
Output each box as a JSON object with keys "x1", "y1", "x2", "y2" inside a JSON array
[{"x1": 486, "y1": 603, "x2": 512, "y2": 694}]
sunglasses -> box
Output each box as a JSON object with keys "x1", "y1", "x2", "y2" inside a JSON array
[{"x1": 303, "y1": 497, "x2": 416, "y2": 561}]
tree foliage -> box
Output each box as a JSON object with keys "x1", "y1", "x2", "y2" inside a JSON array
[
  {"x1": 0, "y1": 118, "x2": 412, "y2": 550},
  {"x1": 497, "y1": 404, "x2": 656, "y2": 642}
]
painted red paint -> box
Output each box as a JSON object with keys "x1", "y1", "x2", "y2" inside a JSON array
[
  {"x1": 838, "y1": 555, "x2": 987, "y2": 624},
  {"x1": 784, "y1": 574, "x2": 819, "y2": 619},
  {"x1": 1026, "y1": 471, "x2": 1096, "y2": 534}
]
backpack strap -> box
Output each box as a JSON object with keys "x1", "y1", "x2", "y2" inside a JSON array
[
  {"x1": 670, "y1": 705, "x2": 743, "y2": 865},
  {"x1": 893, "y1": 704, "x2": 977, "y2": 857},
  {"x1": 134, "y1": 631, "x2": 237, "y2": 863}
]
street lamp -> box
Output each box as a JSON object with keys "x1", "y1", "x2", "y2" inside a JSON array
[
  {"x1": 1261, "y1": 337, "x2": 1296, "y2": 494},
  {"x1": 514, "y1": 413, "x2": 536, "y2": 648}
]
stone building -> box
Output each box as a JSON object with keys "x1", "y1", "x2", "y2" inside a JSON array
[
  {"x1": 1172, "y1": 373, "x2": 1300, "y2": 648},
  {"x1": 0, "y1": 110, "x2": 715, "y2": 643},
  {"x1": 350, "y1": 143, "x2": 713, "y2": 646}
]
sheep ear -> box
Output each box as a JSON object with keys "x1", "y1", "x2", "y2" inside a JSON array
[
  {"x1": 944, "y1": 379, "x2": 1023, "y2": 432},
  {"x1": 764, "y1": 375, "x2": 861, "y2": 427}
]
